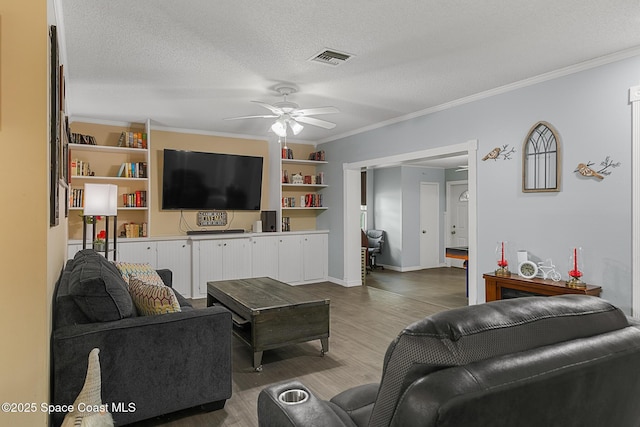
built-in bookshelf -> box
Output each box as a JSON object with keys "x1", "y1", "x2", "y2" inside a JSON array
[
  {"x1": 280, "y1": 148, "x2": 328, "y2": 232},
  {"x1": 68, "y1": 120, "x2": 151, "y2": 241}
]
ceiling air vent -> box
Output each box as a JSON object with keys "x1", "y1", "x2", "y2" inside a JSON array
[{"x1": 309, "y1": 49, "x2": 353, "y2": 66}]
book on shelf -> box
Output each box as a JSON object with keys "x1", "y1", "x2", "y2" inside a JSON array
[
  {"x1": 281, "y1": 148, "x2": 294, "y2": 159},
  {"x1": 70, "y1": 188, "x2": 84, "y2": 208},
  {"x1": 308, "y1": 150, "x2": 325, "y2": 161},
  {"x1": 282, "y1": 196, "x2": 296, "y2": 208},
  {"x1": 117, "y1": 162, "x2": 147, "y2": 178},
  {"x1": 70, "y1": 133, "x2": 97, "y2": 145},
  {"x1": 71, "y1": 158, "x2": 91, "y2": 176},
  {"x1": 122, "y1": 191, "x2": 147, "y2": 207},
  {"x1": 282, "y1": 217, "x2": 291, "y2": 232},
  {"x1": 118, "y1": 131, "x2": 148, "y2": 149},
  {"x1": 301, "y1": 193, "x2": 323, "y2": 208},
  {"x1": 122, "y1": 222, "x2": 148, "y2": 238}
]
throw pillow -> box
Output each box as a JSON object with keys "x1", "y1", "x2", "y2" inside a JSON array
[
  {"x1": 128, "y1": 276, "x2": 181, "y2": 316},
  {"x1": 112, "y1": 261, "x2": 165, "y2": 287},
  {"x1": 69, "y1": 257, "x2": 134, "y2": 322}
]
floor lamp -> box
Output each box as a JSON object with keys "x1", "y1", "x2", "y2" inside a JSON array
[{"x1": 83, "y1": 183, "x2": 118, "y2": 260}]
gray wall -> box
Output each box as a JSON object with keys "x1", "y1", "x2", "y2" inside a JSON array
[
  {"x1": 401, "y1": 166, "x2": 446, "y2": 268},
  {"x1": 445, "y1": 168, "x2": 468, "y2": 182},
  {"x1": 372, "y1": 167, "x2": 402, "y2": 267},
  {"x1": 318, "y1": 54, "x2": 637, "y2": 313},
  {"x1": 368, "y1": 166, "x2": 446, "y2": 269}
]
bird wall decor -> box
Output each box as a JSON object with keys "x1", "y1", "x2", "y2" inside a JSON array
[
  {"x1": 482, "y1": 147, "x2": 501, "y2": 161},
  {"x1": 574, "y1": 157, "x2": 621, "y2": 180},
  {"x1": 482, "y1": 144, "x2": 515, "y2": 161},
  {"x1": 575, "y1": 163, "x2": 604, "y2": 179}
]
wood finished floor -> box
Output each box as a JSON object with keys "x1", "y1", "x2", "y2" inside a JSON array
[{"x1": 128, "y1": 267, "x2": 466, "y2": 427}]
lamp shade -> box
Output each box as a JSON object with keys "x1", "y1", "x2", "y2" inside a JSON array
[
  {"x1": 289, "y1": 120, "x2": 304, "y2": 135},
  {"x1": 84, "y1": 184, "x2": 118, "y2": 216},
  {"x1": 271, "y1": 120, "x2": 287, "y2": 137}
]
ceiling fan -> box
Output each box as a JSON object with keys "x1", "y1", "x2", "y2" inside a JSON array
[{"x1": 224, "y1": 85, "x2": 339, "y2": 137}]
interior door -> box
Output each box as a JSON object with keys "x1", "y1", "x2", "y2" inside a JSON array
[
  {"x1": 447, "y1": 182, "x2": 468, "y2": 268},
  {"x1": 419, "y1": 182, "x2": 439, "y2": 268}
]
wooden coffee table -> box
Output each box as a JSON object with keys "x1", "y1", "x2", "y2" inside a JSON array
[{"x1": 207, "y1": 277, "x2": 330, "y2": 371}]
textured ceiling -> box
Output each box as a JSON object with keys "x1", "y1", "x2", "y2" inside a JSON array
[{"x1": 59, "y1": 0, "x2": 640, "y2": 147}]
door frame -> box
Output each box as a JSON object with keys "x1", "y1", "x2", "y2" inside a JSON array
[{"x1": 343, "y1": 140, "x2": 479, "y2": 305}]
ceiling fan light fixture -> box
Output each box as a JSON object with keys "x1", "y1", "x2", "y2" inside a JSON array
[
  {"x1": 271, "y1": 120, "x2": 287, "y2": 137},
  {"x1": 289, "y1": 120, "x2": 304, "y2": 135}
]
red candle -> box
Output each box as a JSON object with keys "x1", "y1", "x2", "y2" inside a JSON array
[
  {"x1": 501, "y1": 242, "x2": 505, "y2": 264},
  {"x1": 573, "y1": 247, "x2": 577, "y2": 272}
]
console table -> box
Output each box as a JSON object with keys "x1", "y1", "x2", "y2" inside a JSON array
[{"x1": 483, "y1": 272, "x2": 602, "y2": 302}]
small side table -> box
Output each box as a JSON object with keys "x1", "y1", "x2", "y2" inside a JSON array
[{"x1": 483, "y1": 272, "x2": 602, "y2": 302}]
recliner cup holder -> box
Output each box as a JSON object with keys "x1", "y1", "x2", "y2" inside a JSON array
[{"x1": 278, "y1": 389, "x2": 309, "y2": 405}]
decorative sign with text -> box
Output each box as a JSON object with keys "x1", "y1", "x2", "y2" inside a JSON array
[{"x1": 197, "y1": 211, "x2": 227, "y2": 226}]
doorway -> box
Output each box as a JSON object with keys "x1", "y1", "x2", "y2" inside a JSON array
[
  {"x1": 446, "y1": 181, "x2": 469, "y2": 269},
  {"x1": 343, "y1": 140, "x2": 479, "y2": 305},
  {"x1": 420, "y1": 182, "x2": 440, "y2": 268}
]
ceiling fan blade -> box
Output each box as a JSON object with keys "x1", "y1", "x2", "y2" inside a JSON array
[
  {"x1": 294, "y1": 116, "x2": 336, "y2": 129},
  {"x1": 294, "y1": 106, "x2": 339, "y2": 116},
  {"x1": 224, "y1": 114, "x2": 279, "y2": 120},
  {"x1": 251, "y1": 101, "x2": 284, "y2": 115}
]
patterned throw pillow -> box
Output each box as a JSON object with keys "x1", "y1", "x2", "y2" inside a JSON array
[
  {"x1": 112, "y1": 261, "x2": 165, "y2": 287},
  {"x1": 128, "y1": 276, "x2": 181, "y2": 316}
]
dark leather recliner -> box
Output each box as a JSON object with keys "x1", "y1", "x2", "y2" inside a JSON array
[
  {"x1": 366, "y1": 229, "x2": 385, "y2": 270},
  {"x1": 258, "y1": 295, "x2": 640, "y2": 427}
]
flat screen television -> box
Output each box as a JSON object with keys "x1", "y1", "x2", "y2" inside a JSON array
[{"x1": 162, "y1": 149, "x2": 263, "y2": 211}]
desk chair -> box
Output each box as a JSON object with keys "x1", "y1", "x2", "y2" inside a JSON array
[{"x1": 366, "y1": 229, "x2": 385, "y2": 270}]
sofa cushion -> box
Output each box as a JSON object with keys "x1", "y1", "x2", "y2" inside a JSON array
[
  {"x1": 128, "y1": 276, "x2": 182, "y2": 316},
  {"x1": 113, "y1": 261, "x2": 165, "y2": 287},
  {"x1": 68, "y1": 253, "x2": 134, "y2": 322}
]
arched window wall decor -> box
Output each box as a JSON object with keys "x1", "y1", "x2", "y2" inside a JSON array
[{"x1": 522, "y1": 121, "x2": 561, "y2": 192}]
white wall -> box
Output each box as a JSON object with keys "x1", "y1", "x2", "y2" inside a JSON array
[{"x1": 318, "y1": 54, "x2": 638, "y2": 313}]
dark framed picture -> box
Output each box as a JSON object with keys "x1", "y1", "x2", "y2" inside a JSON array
[{"x1": 49, "y1": 25, "x2": 60, "y2": 226}]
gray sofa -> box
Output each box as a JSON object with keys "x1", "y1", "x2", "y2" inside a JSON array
[
  {"x1": 259, "y1": 295, "x2": 640, "y2": 427},
  {"x1": 51, "y1": 249, "x2": 232, "y2": 426}
]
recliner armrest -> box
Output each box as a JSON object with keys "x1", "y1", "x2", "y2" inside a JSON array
[
  {"x1": 330, "y1": 383, "x2": 378, "y2": 427},
  {"x1": 258, "y1": 380, "x2": 353, "y2": 427}
]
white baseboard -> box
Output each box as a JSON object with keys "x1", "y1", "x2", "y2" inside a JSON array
[{"x1": 328, "y1": 276, "x2": 362, "y2": 287}]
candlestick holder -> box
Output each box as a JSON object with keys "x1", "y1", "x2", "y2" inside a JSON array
[
  {"x1": 567, "y1": 246, "x2": 586, "y2": 289},
  {"x1": 495, "y1": 241, "x2": 511, "y2": 277}
]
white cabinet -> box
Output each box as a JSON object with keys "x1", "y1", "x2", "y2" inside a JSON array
[
  {"x1": 156, "y1": 240, "x2": 192, "y2": 298},
  {"x1": 69, "y1": 232, "x2": 328, "y2": 297},
  {"x1": 193, "y1": 238, "x2": 252, "y2": 297},
  {"x1": 251, "y1": 235, "x2": 279, "y2": 279},
  {"x1": 222, "y1": 238, "x2": 252, "y2": 280},
  {"x1": 116, "y1": 241, "x2": 157, "y2": 265},
  {"x1": 276, "y1": 233, "x2": 328, "y2": 284},
  {"x1": 303, "y1": 233, "x2": 327, "y2": 282},
  {"x1": 115, "y1": 239, "x2": 193, "y2": 297},
  {"x1": 277, "y1": 235, "x2": 303, "y2": 284},
  {"x1": 196, "y1": 240, "x2": 224, "y2": 289}
]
